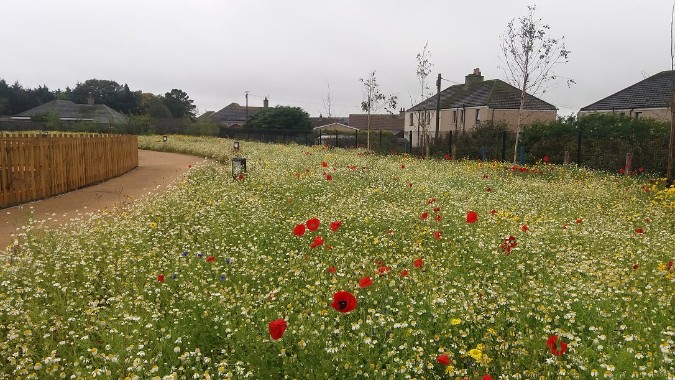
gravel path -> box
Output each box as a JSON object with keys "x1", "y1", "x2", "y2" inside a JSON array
[{"x1": 0, "y1": 149, "x2": 204, "y2": 250}]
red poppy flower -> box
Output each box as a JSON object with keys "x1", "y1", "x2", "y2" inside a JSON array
[
  {"x1": 490, "y1": 209, "x2": 497, "y2": 215},
  {"x1": 433, "y1": 230, "x2": 441, "y2": 240},
  {"x1": 543, "y1": 155, "x2": 549, "y2": 163},
  {"x1": 635, "y1": 227, "x2": 644, "y2": 234},
  {"x1": 206, "y1": 256, "x2": 216, "y2": 262},
  {"x1": 306, "y1": 218, "x2": 320, "y2": 232},
  {"x1": 546, "y1": 335, "x2": 568, "y2": 356},
  {"x1": 483, "y1": 375, "x2": 493, "y2": 380},
  {"x1": 435, "y1": 215, "x2": 442, "y2": 222},
  {"x1": 268, "y1": 318, "x2": 287, "y2": 340},
  {"x1": 311, "y1": 235, "x2": 324, "y2": 248},
  {"x1": 436, "y1": 354, "x2": 451, "y2": 366},
  {"x1": 466, "y1": 210, "x2": 478, "y2": 223},
  {"x1": 326, "y1": 174, "x2": 332, "y2": 181},
  {"x1": 400, "y1": 269, "x2": 409, "y2": 277},
  {"x1": 321, "y1": 161, "x2": 328, "y2": 167},
  {"x1": 327, "y1": 266, "x2": 337, "y2": 273},
  {"x1": 331, "y1": 291, "x2": 357, "y2": 313},
  {"x1": 401, "y1": 164, "x2": 406, "y2": 169},
  {"x1": 433, "y1": 207, "x2": 440, "y2": 212},
  {"x1": 293, "y1": 223, "x2": 306, "y2": 236},
  {"x1": 668, "y1": 259, "x2": 674, "y2": 270},
  {"x1": 359, "y1": 276, "x2": 373, "y2": 288},
  {"x1": 330, "y1": 220, "x2": 343, "y2": 232},
  {"x1": 521, "y1": 224, "x2": 529, "y2": 232},
  {"x1": 632, "y1": 263, "x2": 639, "y2": 270},
  {"x1": 482, "y1": 173, "x2": 489, "y2": 179},
  {"x1": 236, "y1": 173, "x2": 244, "y2": 181},
  {"x1": 378, "y1": 266, "x2": 390, "y2": 275},
  {"x1": 157, "y1": 274, "x2": 165, "y2": 283},
  {"x1": 519, "y1": 167, "x2": 527, "y2": 173},
  {"x1": 427, "y1": 198, "x2": 436, "y2": 204},
  {"x1": 387, "y1": 229, "x2": 394, "y2": 234},
  {"x1": 500, "y1": 235, "x2": 517, "y2": 254},
  {"x1": 443, "y1": 153, "x2": 452, "y2": 160},
  {"x1": 414, "y1": 258, "x2": 423, "y2": 268},
  {"x1": 575, "y1": 218, "x2": 583, "y2": 224},
  {"x1": 420, "y1": 212, "x2": 428, "y2": 220},
  {"x1": 486, "y1": 187, "x2": 492, "y2": 192}
]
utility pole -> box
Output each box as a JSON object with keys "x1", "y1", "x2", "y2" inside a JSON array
[
  {"x1": 245, "y1": 91, "x2": 249, "y2": 122},
  {"x1": 435, "y1": 73, "x2": 441, "y2": 140}
]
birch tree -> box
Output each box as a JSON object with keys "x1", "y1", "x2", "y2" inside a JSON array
[
  {"x1": 500, "y1": 5, "x2": 572, "y2": 163},
  {"x1": 415, "y1": 42, "x2": 433, "y2": 155},
  {"x1": 360, "y1": 70, "x2": 397, "y2": 150}
]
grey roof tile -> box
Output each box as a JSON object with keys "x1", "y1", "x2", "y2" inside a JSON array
[{"x1": 580, "y1": 70, "x2": 674, "y2": 111}]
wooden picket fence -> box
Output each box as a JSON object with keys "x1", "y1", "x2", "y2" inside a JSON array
[{"x1": 0, "y1": 133, "x2": 138, "y2": 208}]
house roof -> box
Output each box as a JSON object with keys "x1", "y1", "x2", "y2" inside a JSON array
[
  {"x1": 408, "y1": 79, "x2": 557, "y2": 112},
  {"x1": 13, "y1": 99, "x2": 128, "y2": 124},
  {"x1": 580, "y1": 70, "x2": 674, "y2": 111},
  {"x1": 348, "y1": 114, "x2": 405, "y2": 131},
  {"x1": 313, "y1": 123, "x2": 357, "y2": 131},
  {"x1": 210, "y1": 102, "x2": 266, "y2": 124}
]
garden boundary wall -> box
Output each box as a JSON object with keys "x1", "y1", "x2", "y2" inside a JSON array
[{"x1": 0, "y1": 133, "x2": 138, "y2": 208}]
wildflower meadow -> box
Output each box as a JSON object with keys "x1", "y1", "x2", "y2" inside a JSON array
[{"x1": 1, "y1": 135, "x2": 674, "y2": 379}]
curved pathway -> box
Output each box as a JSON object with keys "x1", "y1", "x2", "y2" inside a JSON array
[{"x1": 1, "y1": 150, "x2": 204, "y2": 250}]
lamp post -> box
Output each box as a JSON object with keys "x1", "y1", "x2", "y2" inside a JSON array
[{"x1": 232, "y1": 141, "x2": 246, "y2": 179}]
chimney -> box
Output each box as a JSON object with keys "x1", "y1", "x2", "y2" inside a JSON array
[
  {"x1": 465, "y1": 68, "x2": 484, "y2": 88},
  {"x1": 87, "y1": 92, "x2": 94, "y2": 105},
  {"x1": 263, "y1": 97, "x2": 269, "y2": 108}
]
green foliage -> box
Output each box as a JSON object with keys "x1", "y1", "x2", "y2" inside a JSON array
[
  {"x1": 244, "y1": 106, "x2": 312, "y2": 132},
  {"x1": 163, "y1": 89, "x2": 196, "y2": 119},
  {"x1": 185, "y1": 118, "x2": 219, "y2": 136},
  {"x1": 521, "y1": 114, "x2": 669, "y2": 172},
  {"x1": 0, "y1": 78, "x2": 57, "y2": 115},
  {"x1": 70, "y1": 79, "x2": 142, "y2": 114}
]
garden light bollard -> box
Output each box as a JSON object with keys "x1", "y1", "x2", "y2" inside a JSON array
[
  {"x1": 232, "y1": 141, "x2": 246, "y2": 179},
  {"x1": 162, "y1": 135, "x2": 168, "y2": 143}
]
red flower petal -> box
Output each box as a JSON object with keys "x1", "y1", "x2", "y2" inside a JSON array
[
  {"x1": 327, "y1": 266, "x2": 337, "y2": 273},
  {"x1": 433, "y1": 230, "x2": 441, "y2": 240},
  {"x1": 293, "y1": 224, "x2": 306, "y2": 236},
  {"x1": 521, "y1": 224, "x2": 529, "y2": 232},
  {"x1": 420, "y1": 212, "x2": 428, "y2": 220},
  {"x1": 436, "y1": 354, "x2": 451, "y2": 366},
  {"x1": 157, "y1": 274, "x2": 165, "y2": 283},
  {"x1": 268, "y1": 318, "x2": 287, "y2": 340},
  {"x1": 466, "y1": 210, "x2": 478, "y2": 223},
  {"x1": 359, "y1": 276, "x2": 373, "y2": 288},
  {"x1": 306, "y1": 218, "x2": 320, "y2": 232},
  {"x1": 330, "y1": 220, "x2": 343, "y2": 232},
  {"x1": 331, "y1": 291, "x2": 357, "y2": 313},
  {"x1": 400, "y1": 269, "x2": 409, "y2": 277},
  {"x1": 310, "y1": 235, "x2": 324, "y2": 248},
  {"x1": 413, "y1": 258, "x2": 423, "y2": 268}
]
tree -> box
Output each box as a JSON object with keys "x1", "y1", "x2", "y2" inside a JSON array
[
  {"x1": 163, "y1": 89, "x2": 196, "y2": 119},
  {"x1": 244, "y1": 106, "x2": 312, "y2": 132},
  {"x1": 360, "y1": 70, "x2": 398, "y2": 150},
  {"x1": 500, "y1": 5, "x2": 572, "y2": 163},
  {"x1": 414, "y1": 42, "x2": 433, "y2": 155},
  {"x1": 71, "y1": 79, "x2": 141, "y2": 114},
  {"x1": 323, "y1": 82, "x2": 334, "y2": 118},
  {"x1": 140, "y1": 93, "x2": 172, "y2": 118}
]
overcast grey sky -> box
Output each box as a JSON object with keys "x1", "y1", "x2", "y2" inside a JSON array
[{"x1": 1, "y1": 0, "x2": 672, "y2": 117}]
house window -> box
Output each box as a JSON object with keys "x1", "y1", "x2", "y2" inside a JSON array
[
  {"x1": 634, "y1": 112, "x2": 642, "y2": 120},
  {"x1": 409, "y1": 113, "x2": 413, "y2": 126},
  {"x1": 452, "y1": 111, "x2": 457, "y2": 124},
  {"x1": 475, "y1": 109, "x2": 480, "y2": 124}
]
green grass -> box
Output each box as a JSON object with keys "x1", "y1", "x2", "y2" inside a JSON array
[{"x1": 1, "y1": 135, "x2": 673, "y2": 379}]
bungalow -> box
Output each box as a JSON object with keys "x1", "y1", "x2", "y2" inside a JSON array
[
  {"x1": 12, "y1": 96, "x2": 128, "y2": 124},
  {"x1": 405, "y1": 68, "x2": 557, "y2": 147},
  {"x1": 578, "y1": 70, "x2": 673, "y2": 122},
  {"x1": 348, "y1": 113, "x2": 405, "y2": 137},
  {"x1": 210, "y1": 98, "x2": 270, "y2": 128}
]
